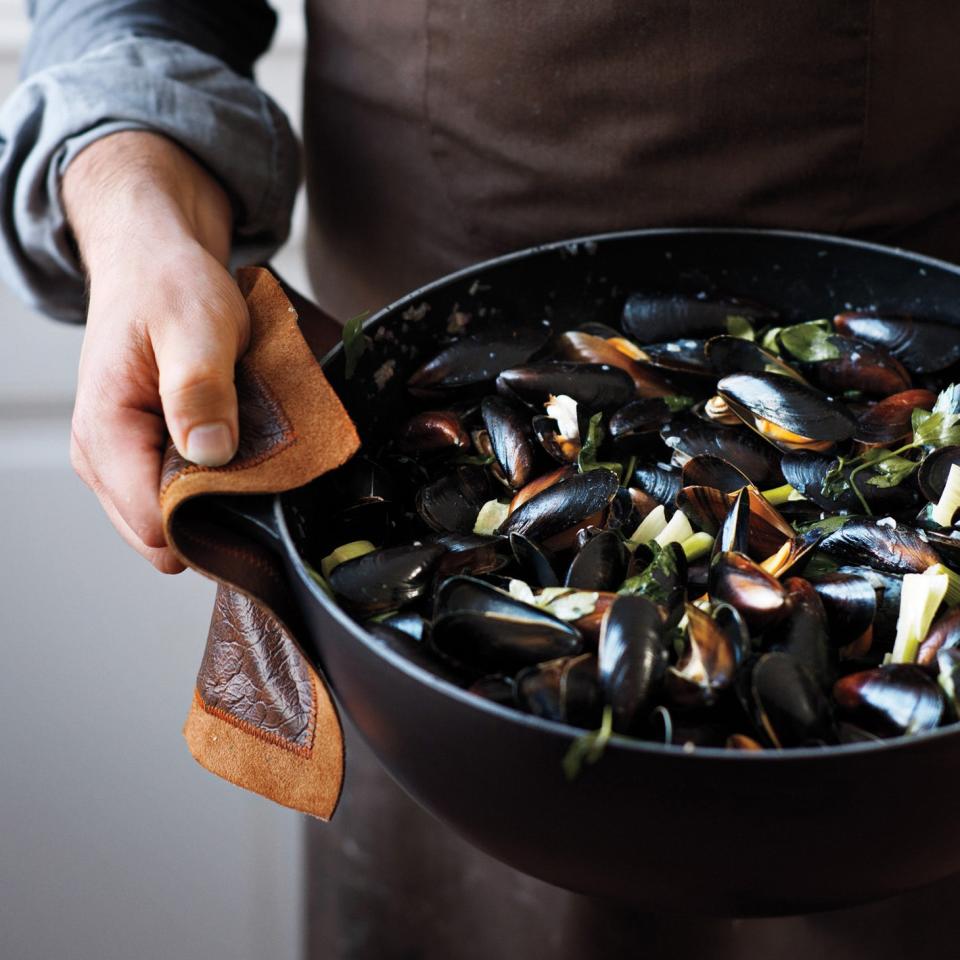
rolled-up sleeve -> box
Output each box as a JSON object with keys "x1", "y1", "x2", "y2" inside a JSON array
[{"x1": 0, "y1": 1, "x2": 299, "y2": 322}]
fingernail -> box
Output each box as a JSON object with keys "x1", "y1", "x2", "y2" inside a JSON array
[{"x1": 184, "y1": 422, "x2": 234, "y2": 466}]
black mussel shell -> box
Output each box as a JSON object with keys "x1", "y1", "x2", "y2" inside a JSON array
[
  {"x1": 621, "y1": 294, "x2": 774, "y2": 344},
  {"x1": 809, "y1": 573, "x2": 877, "y2": 650},
  {"x1": 820, "y1": 519, "x2": 940, "y2": 574},
  {"x1": 398, "y1": 410, "x2": 471, "y2": 453},
  {"x1": 481, "y1": 395, "x2": 536, "y2": 489},
  {"x1": 329, "y1": 544, "x2": 446, "y2": 615},
  {"x1": 510, "y1": 532, "x2": 559, "y2": 588},
  {"x1": 808, "y1": 335, "x2": 912, "y2": 397},
  {"x1": 918, "y1": 445, "x2": 960, "y2": 503},
  {"x1": 709, "y1": 551, "x2": 791, "y2": 633},
  {"x1": 416, "y1": 465, "x2": 494, "y2": 534},
  {"x1": 769, "y1": 578, "x2": 836, "y2": 692},
  {"x1": 836, "y1": 564, "x2": 902, "y2": 655},
  {"x1": 532, "y1": 415, "x2": 580, "y2": 464},
  {"x1": 434, "y1": 533, "x2": 508, "y2": 579},
  {"x1": 660, "y1": 415, "x2": 783, "y2": 487},
  {"x1": 468, "y1": 674, "x2": 518, "y2": 706},
  {"x1": 834, "y1": 313, "x2": 960, "y2": 375},
  {"x1": 497, "y1": 362, "x2": 634, "y2": 413},
  {"x1": 365, "y1": 621, "x2": 465, "y2": 685},
  {"x1": 408, "y1": 326, "x2": 550, "y2": 395},
  {"x1": 680, "y1": 454, "x2": 751, "y2": 493},
  {"x1": 833, "y1": 664, "x2": 945, "y2": 737},
  {"x1": 631, "y1": 462, "x2": 683, "y2": 506},
  {"x1": 565, "y1": 529, "x2": 629, "y2": 591},
  {"x1": 854, "y1": 389, "x2": 936, "y2": 445},
  {"x1": 598, "y1": 595, "x2": 669, "y2": 734},
  {"x1": 555, "y1": 331, "x2": 673, "y2": 397},
  {"x1": 640, "y1": 339, "x2": 713, "y2": 377},
  {"x1": 718, "y1": 372, "x2": 857, "y2": 445},
  {"x1": 500, "y1": 468, "x2": 620, "y2": 543},
  {"x1": 917, "y1": 605, "x2": 960, "y2": 666},
  {"x1": 751, "y1": 652, "x2": 836, "y2": 748},
  {"x1": 380, "y1": 610, "x2": 428, "y2": 642},
  {"x1": 515, "y1": 653, "x2": 603, "y2": 728},
  {"x1": 608, "y1": 398, "x2": 674, "y2": 450},
  {"x1": 706, "y1": 335, "x2": 803, "y2": 380}
]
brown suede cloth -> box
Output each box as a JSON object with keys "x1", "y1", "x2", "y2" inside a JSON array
[{"x1": 159, "y1": 266, "x2": 360, "y2": 819}]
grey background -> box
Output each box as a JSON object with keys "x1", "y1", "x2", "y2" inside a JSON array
[{"x1": 0, "y1": 4, "x2": 311, "y2": 959}]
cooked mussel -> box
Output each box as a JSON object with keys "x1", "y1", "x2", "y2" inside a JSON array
[
  {"x1": 555, "y1": 331, "x2": 672, "y2": 397},
  {"x1": 809, "y1": 573, "x2": 877, "y2": 651},
  {"x1": 834, "y1": 312, "x2": 960, "y2": 374},
  {"x1": 709, "y1": 551, "x2": 792, "y2": 633},
  {"x1": 622, "y1": 293, "x2": 774, "y2": 343},
  {"x1": 803, "y1": 335, "x2": 912, "y2": 397},
  {"x1": 481, "y1": 395, "x2": 536, "y2": 489},
  {"x1": 564, "y1": 529, "x2": 629, "y2": 591},
  {"x1": 497, "y1": 362, "x2": 635, "y2": 413},
  {"x1": 416, "y1": 465, "x2": 494, "y2": 534},
  {"x1": 819, "y1": 519, "x2": 940, "y2": 574},
  {"x1": 854, "y1": 389, "x2": 936, "y2": 445},
  {"x1": 398, "y1": 410, "x2": 471, "y2": 453},
  {"x1": 833, "y1": 664, "x2": 945, "y2": 737},
  {"x1": 750, "y1": 652, "x2": 836, "y2": 747},
  {"x1": 515, "y1": 653, "x2": 603, "y2": 727},
  {"x1": 917, "y1": 605, "x2": 960, "y2": 666}
]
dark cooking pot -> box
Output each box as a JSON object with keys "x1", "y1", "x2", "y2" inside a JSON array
[{"x1": 235, "y1": 229, "x2": 960, "y2": 917}]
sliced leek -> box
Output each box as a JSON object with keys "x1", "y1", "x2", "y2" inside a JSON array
[
  {"x1": 654, "y1": 509, "x2": 694, "y2": 548},
  {"x1": 474, "y1": 499, "x2": 510, "y2": 535},
  {"x1": 892, "y1": 571, "x2": 948, "y2": 663},
  {"x1": 320, "y1": 540, "x2": 376, "y2": 579},
  {"x1": 629, "y1": 504, "x2": 668, "y2": 545},
  {"x1": 932, "y1": 463, "x2": 960, "y2": 527}
]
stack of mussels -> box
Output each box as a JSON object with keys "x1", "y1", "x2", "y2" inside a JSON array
[{"x1": 315, "y1": 293, "x2": 960, "y2": 755}]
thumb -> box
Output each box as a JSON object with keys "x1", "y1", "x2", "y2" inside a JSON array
[{"x1": 155, "y1": 295, "x2": 249, "y2": 467}]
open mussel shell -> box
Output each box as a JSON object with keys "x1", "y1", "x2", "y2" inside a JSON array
[
  {"x1": 398, "y1": 410, "x2": 471, "y2": 453},
  {"x1": 329, "y1": 543, "x2": 447, "y2": 615},
  {"x1": 555, "y1": 331, "x2": 672, "y2": 397},
  {"x1": 500, "y1": 468, "x2": 620, "y2": 544},
  {"x1": 564, "y1": 529, "x2": 629, "y2": 591},
  {"x1": 750, "y1": 652, "x2": 837, "y2": 748},
  {"x1": 809, "y1": 573, "x2": 877, "y2": 650},
  {"x1": 515, "y1": 653, "x2": 603, "y2": 728},
  {"x1": 917, "y1": 605, "x2": 960, "y2": 666},
  {"x1": 598, "y1": 595, "x2": 668, "y2": 734},
  {"x1": 532, "y1": 415, "x2": 580, "y2": 464},
  {"x1": 431, "y1": 576, "x2": 582, "y2": 671},
  {"x1": 834, "y1": 312, "x2": 960, "y2": 374},
  {"x1": 621, "y1": 293, "x2": 774, "y2": 344},
  {"x1": 510, "y1": 532, "x2": 559, "y2": 588},
  {"x1": 833, "y1": 664, "x2": 946, "y2": 737},
  {"x1": 631, "y1": 462, "x2": 683, "y2": 507},
  {"x1": 706, "y1": 335, "x2": 804, "y2": 380},
  {"x1": 408, "y1": 326, "x2": 551, "y2": 396},
  {"x1": 660, "y1": 415, "x2": 783, "y2": 486},
  {"x1": 806, "y1": 335, "x2": 912, "y2": 397},
  {"x1": 509, "y1": 465, "x2": 576, "y2": 514},
  {"x1": 434, "y1": 533, "x2": 508, "y2": 580},
  {"x1": 781, "y1": 451, "x2": 919, "y2": 515},
  {"x1": 416, "y1": 465, "x2": 494, "y2": 534},
  {"x1": 497, "y1": 362, "x2": 635, "y2": 413},
  {"x1": 709, "y1": 551, "x2": 791, "y2": 634},
  {"x1": 640, "y1": 339, "x2": 713, "y2": 378},
  {"x1": 819, "y1": 519, "x2": 940, "y2": 574},
  {"x1": 854, "y1": 388, "x2": 936, "y2": 445},
  {"x1": 718, "y1": 372, "x2": 857, "y2": 450},
  {"x1": 918, "y1": 445, "x2": 960, "y2": 503},
  {"x1": 481, "y1": 395, "x2": 536, "y2": 489},
  {"x1": 665, "y1": 602, "x2": 745, "y2": 709}
]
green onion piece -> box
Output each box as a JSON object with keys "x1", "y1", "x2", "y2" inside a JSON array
[
  {"x1": 932, "y1": 463, "x2": 960, "y2": 527},
  {"x1": 925, "y1": 563, "x2": 960, "y2": 608},
  {"x1": 892, "y1": 572, "x2": 949, "y2": 663},
  {"x1": 474, "y1": 499, "x2": 510, "y2": 536},
  {"x1": 629, "y1": 504, "x2": 668, "y2": 546},
  {"x1": 562, "y1": 705, "x2": 614, "y2": 781},
  {"x1": 761, "y1": 483, "x2": 804, "y2": 506},
  {"x1": 305, "y1": 563, "x2": 334, "y2": 599},
  {"x1": 681, "y1": 531, "x2": 715, "y2": 562},
  {"x1": 320, "y1": 540, "x2": 376, "y2": 579},
  {"x1": 653, "y1": 509, "x2": 694, "y2": 548}
]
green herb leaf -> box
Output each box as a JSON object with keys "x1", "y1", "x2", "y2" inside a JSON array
[
  {"x1": 577, "y1": 412, "x2": 622, "y2": 477},
  {"x1": 912, "y1": 407, "x2": 933, "y2": 434},
  {"x1": 618, "y1": 541, "x2": 679, "y2": 602},
  {"x1": 820, "y1": 456, "x2": 851, "y2": 499},
  {"x1": 759, "y1": 326, "x2": 783, "y2": 355},
  {"x1": 562, "y1": 705, "x2": 614, "y2": 781},
  {"x1": 778, "y1": 320, "x2": 841, "y2": 363},
  {"x1": 726, "y1": 314, "x2": 755, "y2": 341},
  {"x1": 933, "y1": 383, "x2": 960, "y2": 417},
  {"x1": 914, "y1": 411, "x2": 960, "y2": 448},
  {"x1": 662, "y1": 394, "x2": 696, "y2": 413},
  {"x1": 866, "y1": 455, "x2": 918, "y2": 488},
  {"x1": 342, "y1": 310, "x2": 370, "y2": 379}
]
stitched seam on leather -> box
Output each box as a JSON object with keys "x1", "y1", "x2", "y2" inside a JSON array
[
  {"x1": 194, "y1": 688, "x2": 315, "y2": 758},
  {"x1": 160, "y1": 369, "x2": 298, "y2": 495},
  {"x1": 176, "y1": 528, "x2": 286, "y2": 585}
]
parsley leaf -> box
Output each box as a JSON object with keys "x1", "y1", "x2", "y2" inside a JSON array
[
  {"x1": 778, "y1": 320, "x2": 842, "y2": 363},
  {"x1": 726, "y1": 314, "x2": 755, "y2": 341},
  {"x1": 577, "y1": 412, "x2": 622, "y2": 477},
  {"x1": 662, "y1": 394, "x2": 696, "y2": 413}
]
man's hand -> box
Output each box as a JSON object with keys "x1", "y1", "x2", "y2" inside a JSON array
[{"x1": 64, "y1": 131, "x2": 249, "y2": 574}]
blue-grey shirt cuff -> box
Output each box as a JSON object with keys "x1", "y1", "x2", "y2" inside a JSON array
[{"x1": 0, "y1": 35, "x2": 300, "y2": 322}]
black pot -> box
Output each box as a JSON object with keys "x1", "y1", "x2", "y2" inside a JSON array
[{"x1": 245, "y1": 229, "x2": 960, "y2": 916}]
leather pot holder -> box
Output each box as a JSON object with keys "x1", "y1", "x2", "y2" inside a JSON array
[{"x1": 160, "y1": 266, "x2": 360, "y2": 819}]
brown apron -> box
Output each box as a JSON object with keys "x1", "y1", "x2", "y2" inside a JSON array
[{"x1": 299, "y1": 3, "x2": 960, "y2": 955}]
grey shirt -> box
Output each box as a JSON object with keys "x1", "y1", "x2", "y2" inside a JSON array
[{"x1": 0, "y1": 1, "x2": 297, "y2": 322}]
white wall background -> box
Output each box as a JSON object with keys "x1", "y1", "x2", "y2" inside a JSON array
[{"x1": 0, "y1": 3, "x2": 312, "y2": 959}]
